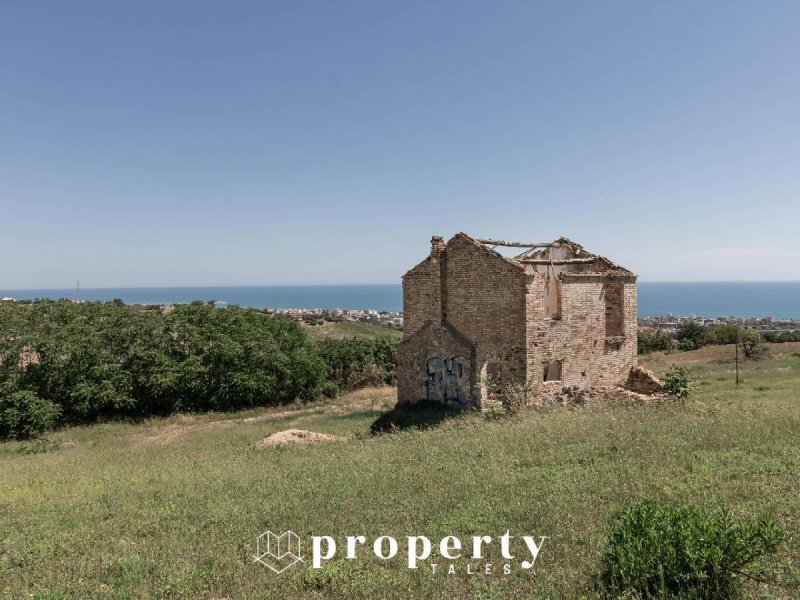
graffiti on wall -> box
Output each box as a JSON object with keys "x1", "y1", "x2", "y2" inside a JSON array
[{"x1": 427, "y1": 355, "x2": 471, "y2": 404}]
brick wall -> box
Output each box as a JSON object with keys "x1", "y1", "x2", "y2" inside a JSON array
[
  {"x1": 401, "y1": 256, "x2": 441, "y2": 338},
  {"x1": 398, "y1": 235, "x2": 528, "y2": 407},
  {"x1": 398, "y1": 234, "x2": 638, "y2": 409},
  {"x1": 526, "y1": 276, "x2": 637, "y2": 391},
  {"x1": 397, "y1": 322, "x2": 475, "y2": 404},
  {"x1": 444, "y1": 235, "x2": 528, "y2": 407}
]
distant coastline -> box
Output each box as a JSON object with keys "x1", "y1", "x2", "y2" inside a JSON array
[{"x1": 2, "y1": 281, "x2": 800, "y2": 320}]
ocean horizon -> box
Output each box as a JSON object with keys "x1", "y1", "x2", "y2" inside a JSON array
[{"x1": 2, "y1": 281, "x2": 800, "y2": 320}]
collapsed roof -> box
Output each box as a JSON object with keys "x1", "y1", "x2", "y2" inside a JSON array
[{"x1": 451, "y1": 233, "x2": 635, "y2": 278}]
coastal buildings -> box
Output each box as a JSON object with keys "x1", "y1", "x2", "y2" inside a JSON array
[
  {"x1": 266, "y1": 307, "x2": 403, "y2": 328},
  {"x1": 397, "y1": 233, "x2": 644, "y2": 409}
]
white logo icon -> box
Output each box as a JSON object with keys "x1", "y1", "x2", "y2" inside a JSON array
[{"x1": 253, "y1": 530, "x2": 304, "y2": 574}]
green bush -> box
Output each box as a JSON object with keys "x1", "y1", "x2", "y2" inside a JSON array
[
  {"x1": 661, "y1": 365, "x2": 695, "y2": 400},
  {"x1": 704, "y1": 324, "x2": 761, "y2": 347},
  {"x1": 0, "y1": 300, "x2": 403, "y2": 439},
  {"x1": 316, "y1": 336, "x2": 397, "y2": 394},
  {"x1": 599, "y1": 499, "x2": 783, "y2": 599},
  {"x1": 0, "y1": 388, "x2": 61, "y2": 439},
  {"x1": 0, "y1": 301, "x2": 327, "y2": 438},
  {"x1": 638, "y1": 330, "x2": 674, "y2": 354},
  {"x1": 764, "y1": 330, "x2": 800, "y2": 343},
  {"x1": 676, "y1": 322, "x2": 706, "y2": 351},
  {"x1": 320, "y1": 381, "x2": 341, "y2": 399}
]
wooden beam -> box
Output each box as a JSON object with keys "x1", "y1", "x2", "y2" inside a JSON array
[
  {"x1": 517, "y1": 258, "x2": 597, "y2": 265},
  {"x1": 475, "y1": 238, "x2": 552, "y2": 248}
]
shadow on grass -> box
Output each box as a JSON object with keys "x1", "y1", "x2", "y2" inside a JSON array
[{"x1": 369, "y1": 400, "x2": 469, "y2": 435}]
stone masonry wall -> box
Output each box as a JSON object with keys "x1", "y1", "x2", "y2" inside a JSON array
[
  {"x1": 399, "y1": 234, "x2": 638, "y2": 409},
  {"x1": 401, "y1": 256, "x2": 441, "y2": 339},
  {"x1": 398, "y1": 235, "x2": 529, "y2": 407},
  {"x1": 397, "y1": 322, "x2": 474, "y2": 405},
  {"x1": 443, "y1": 235, "x2": 529, "y2": 407},
  {"x1": 526, "y1": 276, "x2": 637, "y2": 392}
]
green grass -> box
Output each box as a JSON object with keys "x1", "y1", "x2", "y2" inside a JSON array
[
  {"x1": 305, "y1": 320, "x2": 403, "y2": 341},
  {"x1": 1, "y1": 347, "x2": 799, "y2": 598}
]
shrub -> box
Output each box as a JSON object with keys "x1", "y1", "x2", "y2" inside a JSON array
[
  {"x1": 638, "y1": 330, "x2": 674, "y2": 355},
  {"x1": 500, "y1": 381, "x2": 534, "y2": 414},
  {"x1": 0, "y1": 300, "x2": 400, "y2": 439},
  {"x1": 704, "y1": 325, "x2": 761, "y2": 347},
  {"x1": 661, "y1": 365, "x2": 695, "y2": 400},
  {"x1": 320, "y1": 381, "x2": 341, "y2": 399},
  {"x1": 676, "y1": 322, "x2": 706, "y2": 351},
  {"x1": 762, "y1": 331, "x2": 800, "y2": 343},
  {"x1": 741, "y1": 341, "x2": 768, "y2": 359},
  {"x1": 0, "y1": 301, "x2": 328, "y2": 438},
  {"x1": 599, "y1": 499, "x2": 783, "y2": 599},
  {"x1": 0, "y1": 389, "x2": 61, "y2": 439},
  {"x1": 316, "y1": 336, "x2": 398, "y2": 392},
  {"x1": 347, "y1": 363, "x2": 388, "y2": 390}
]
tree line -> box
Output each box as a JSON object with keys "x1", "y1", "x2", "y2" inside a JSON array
[
  {"x1": 637, "y1": 321, "x2": 795, "y2": 355},
  {"x1": 0, "y1": 301, "x2": 398, "y2": 439}
]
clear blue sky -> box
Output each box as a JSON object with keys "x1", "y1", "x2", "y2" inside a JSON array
[{"x1": 2, "y1": 1, "x2": 798, "y2": 288}]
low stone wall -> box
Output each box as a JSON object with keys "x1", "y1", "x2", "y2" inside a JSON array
[{"x1": 626, "y1": 365, "x2": 662, "y2": 394}]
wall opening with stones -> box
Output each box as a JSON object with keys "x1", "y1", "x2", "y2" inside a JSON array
[
  {"x1": 481, "y1": 359, "x2": 503, "y2": 405},
  {"x1": 543, "y1": 360, "x2": 562, "y2": 382}
]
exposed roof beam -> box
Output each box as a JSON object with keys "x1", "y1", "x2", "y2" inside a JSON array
[
  {"x1": 517, "y1": 258, "x2": 597, "y2": 265},
  {"x1": 513, "y1": 248, "x2": 539, "y2": 259},
  {"x1": 475, "y1": 238, "x2": 553, "y2": 248}
]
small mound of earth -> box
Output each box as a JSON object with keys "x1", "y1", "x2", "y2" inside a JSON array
[{"x1": 255, "y1": 429, "x2": 349, "y2": 448}]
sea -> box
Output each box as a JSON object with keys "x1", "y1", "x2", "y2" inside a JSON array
[{"x1": 2, "y1": 282, "x2": 800, "y2": 320}]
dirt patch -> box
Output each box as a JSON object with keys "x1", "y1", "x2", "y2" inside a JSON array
[{"x1": 255, "y1": 429, "x2": 351, "y2": 448}]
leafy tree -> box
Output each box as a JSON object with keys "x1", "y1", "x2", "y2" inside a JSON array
[
  {"x1": 676, "y1": 321, "x2": 706, "y2": 351},
  {"x1": 705, "y1": 324, "x2": 761, "y2": 347},
  {"x1": 316, "y1": 336, "x2": 398, "y2": 394},
  {"x1": 638, "y1": 330, "x2": 674, "y2": 354},
  {"x1": 0, "y1": 300, "x2": 331, "y2": 438},
  {"x1": 0, "y1": 386, "x2": 61, "y2": 439}
]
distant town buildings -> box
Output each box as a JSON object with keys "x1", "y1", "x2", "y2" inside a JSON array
[
  {"x1": 638, "y1": 313, "x2": 800, "y2": 333},
  {"x1": 265, "y1": 307, "x2": 403, "y2": 328}
]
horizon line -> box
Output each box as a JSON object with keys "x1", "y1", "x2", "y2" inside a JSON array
[{"x1": 3, "y1": 279, "x2": 800, "y2": 292}]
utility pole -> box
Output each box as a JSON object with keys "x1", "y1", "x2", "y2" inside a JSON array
[
  {"x1": 735, "y1": 329, "x2": 740, "y2": 387},
  {"x1": 76, "y1": 280, "x2": 80, "y2": 302}
]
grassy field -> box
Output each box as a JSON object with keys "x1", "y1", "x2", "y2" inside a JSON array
[
  {"x1": 1, "y1": 344, "x2": 799, "y2": 598},
  {"x1": 304, "y1": 320, "x2": 403, "y2": 340}
]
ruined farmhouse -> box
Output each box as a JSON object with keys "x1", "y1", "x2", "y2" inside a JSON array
[{"x1": 397, "y1": 233, "x2": 642, "y2": 408}]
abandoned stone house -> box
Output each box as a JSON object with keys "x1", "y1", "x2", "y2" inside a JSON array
[{"x1": 397, "y1": 233, "x2": 641, "y2": 408}]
